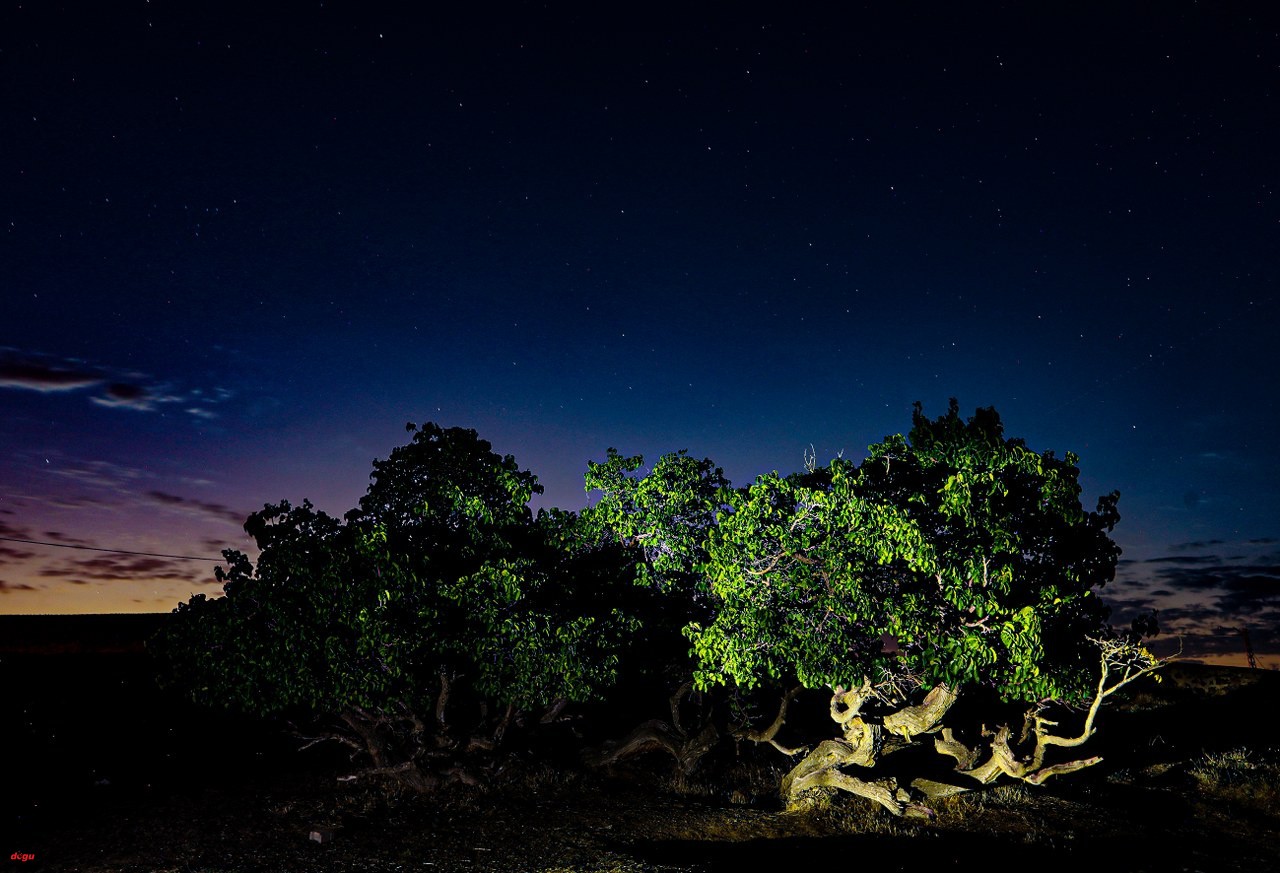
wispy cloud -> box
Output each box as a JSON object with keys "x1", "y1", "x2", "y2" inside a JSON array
[
  {"x1": 146, "y1": 491, "x2": 246, "y2": 526},
  {"x1": 0, "y1": 519, "x2": 34, "y2": 539},
  {"x1": 46, "y1": 458, "x2": 151, "y2": 492},
  {"x1": 36, "y1": 552, "x2": 198, "y2": 583},
  {"x1": 1169, "y1": 539, "x2": 1226, "y2": 551},
  {"x1": 1106, "y1": 541, "x2": 1280, "y2": 660},
  {"x1": 89, "y1": 382, "x2": 179, "y2": 412},
  {"x1": 0, "y1": 349, "x2": 231, "y2": 420},
  {"x1": 0, "y1": 358, "x2": 101, "y2": 392},
  {"x1": 0, "y1": 578, "x2": 38, "y2": 594},
  {"x1": 42, "y1": 530, "x2": 96, "y2": 547},
  {"x1": 0, "y1": 545, "x2": 35, "y2": 562}
]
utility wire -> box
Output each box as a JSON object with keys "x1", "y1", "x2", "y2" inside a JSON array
[{"x1": 0, "y1": 536, "x2": 224, "y2": 562}]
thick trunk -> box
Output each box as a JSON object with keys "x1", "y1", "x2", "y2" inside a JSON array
[
  {"x1": 881, "y1": 685, "x2": 958, "y2": 740},
  {"x1": 339, "y1": 709, "x2": 442, "y2": 792},
  {"x1": 782, "y1": 741, "x2": 905, "y2": 816},
  {"x1": 781, "y1": 683, "x2": 956, "y2": 815},
  {"x1": 586, "y1": 679, "x2": 721, "y2": 773}
]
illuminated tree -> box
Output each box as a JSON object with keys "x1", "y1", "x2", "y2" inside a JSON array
[{"x1": 689, "y1": 400, "x2": 1162, "y2": 814}]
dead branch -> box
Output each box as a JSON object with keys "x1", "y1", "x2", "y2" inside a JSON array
[
  {"x1": 435, "y1": 670, "x2": 453, "y2": 733},
  {"x1": 933, "y1": 727, "x2": 979, "y2": 771},
  {"x1": 782, "y1": 739, "x2": 908, "y2": 816}
]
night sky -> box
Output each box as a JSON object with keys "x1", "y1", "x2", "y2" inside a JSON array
[{"x1": 1, "y1": 4, "x2": 1276, "y2": 664}]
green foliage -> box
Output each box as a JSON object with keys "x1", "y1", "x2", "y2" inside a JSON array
[
  {"x1": 580, "y1": 447, "x2": 735, "y2": 678},
  {"x1": 153, "y1": 424, "x2": 638, "y2": 720},
  {"x1": 687, "y1": 400, "x2": 1120, "y2": 704},
  {"x1": 583, "y1": 447, "x2": 731, "y2": 602}
]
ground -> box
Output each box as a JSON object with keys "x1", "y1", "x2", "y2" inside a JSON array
[{"x1": 4, "y1": 649, "x2": 1279, "y2": 872}]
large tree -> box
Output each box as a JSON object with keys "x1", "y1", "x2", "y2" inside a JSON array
[
  {"x1": 584, "y1": 403, "x2": 1163, "y2": 813},
  {"x1": 152, "y1": 424, "x2": 637, "y2": 791},
  {"x1": 689, "y1": 401, "x2": 1161, "y2": 814}
]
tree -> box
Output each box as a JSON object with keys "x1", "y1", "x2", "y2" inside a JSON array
[
  {"x1": 688, "y1": 400, "x2": 1162, "y2": 814},
  {"x1": 580, "y1": 448, "x2": 738, "y2": 771},
  {"x1": 152, "y1": 424, "x2": 638, "y2": 791}
]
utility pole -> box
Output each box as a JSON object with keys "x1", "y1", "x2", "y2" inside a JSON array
[{"x1": 1240, "y1": 627, "x2": 1258, "y2": 669}]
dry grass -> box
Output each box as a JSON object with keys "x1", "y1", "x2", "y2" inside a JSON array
[{"x1": 1188, "y1": 746, "x2": 1280, "y2": 816}]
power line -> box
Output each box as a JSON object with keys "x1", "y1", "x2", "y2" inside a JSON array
[{"x1": 0, "y1": 536, "x2": 224, "y2": 562}]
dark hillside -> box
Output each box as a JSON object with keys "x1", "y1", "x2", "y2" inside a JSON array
[{"x1": 0, "y1": 613, "x2": 169, "y2": 654}]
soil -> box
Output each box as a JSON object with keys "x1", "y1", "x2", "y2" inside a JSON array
[{"x1": 4, "y1": 652, "x2": 1279, "y2": 873}]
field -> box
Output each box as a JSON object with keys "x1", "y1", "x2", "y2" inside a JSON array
[{"x1": 2, "y1": 616, "x2": 1278, "y2": 872}]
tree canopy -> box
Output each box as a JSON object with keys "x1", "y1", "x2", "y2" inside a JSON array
[
  {"x1": 152, "y1": 424, "x2": 638, "y2": 789},
  {"x1": 689, "y1": 399, "x2": 1122, "y2": 703},
  {"x1": 155, "y1": 407, "x2": 1160, "y2": 805},
  {"x1": 583, "y1": 401, "x2": 1158, "y2": 813}
]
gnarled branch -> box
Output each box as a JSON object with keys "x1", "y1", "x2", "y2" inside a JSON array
[{"x1": 734, "y1": 685, "x2": 807, "y2": 756}]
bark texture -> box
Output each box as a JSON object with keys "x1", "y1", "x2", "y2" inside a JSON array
[{"x1": 781, "y1": 681, "x2": 957, "y2": 815}]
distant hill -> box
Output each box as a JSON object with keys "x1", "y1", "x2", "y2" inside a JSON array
[{"x1": 0, "y1": 613, "x2": 170, "y2": 654}]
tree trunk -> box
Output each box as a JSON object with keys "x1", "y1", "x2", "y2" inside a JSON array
[
  {"x1": 782, "y1": 739, "x2": 905, "y2": 815},
  {"x1": 781, "y1": 683, "x2": 957, "y2": 816},
  {"x1": 585, "y1": 718, "x2": 719, "y2": 773}
]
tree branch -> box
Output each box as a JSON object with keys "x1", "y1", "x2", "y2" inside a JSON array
[
  {"x1": 734, "y1": 685, "x2": 807, "y2": 756},
  {"x1": 882, "y1": 684, "x2": 958, "y2": 740}
]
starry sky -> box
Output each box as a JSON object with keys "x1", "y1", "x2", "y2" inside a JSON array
[{"x1": 1, "y1": 4, "x2": 1276, "y2": 664}]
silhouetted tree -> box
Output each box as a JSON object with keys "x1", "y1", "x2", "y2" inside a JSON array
[{"x1": 153, "y1": 424, "x2": 637, "y2": 791}]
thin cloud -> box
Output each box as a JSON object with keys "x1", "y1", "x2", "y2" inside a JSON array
[
  {"x1": 146, "y1": 490, "x2": 246, "y2": 526},
  {"x1": 45, "y1": 458, "x2": 150, "y2": 490},
  {"x1": 0, "y1": 358, "x2": 101, "y2": 393},
  {"x1": 1170, "y1": 539, "x2": 1226, "y2": 551},
  {"x1": 38, "y1": 553, "x2": 197, "y2": 582},
  {"x1": 0, "y1": 579, "x2": 38, "y2": 594},
  {"x1": 90, "y1": 382, "x2": 181, "y2": 412},
  {"x1": 41, "y1": 494, "x2": 114, "y2": 510},
  {"x1": 0, "y1": 545, "x2": 35, "y2": 562},
  {"x1": 43, "y1": 530, "x2": 95, "y2": 546},
  {"x1": 0, "y1": 519, "x2": 35, "y2": 539},
  {"x1": 1, "y1": 349, "x2": 228, "y2": 418}
]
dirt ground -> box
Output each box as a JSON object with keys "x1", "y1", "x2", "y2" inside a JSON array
[
  {"x1": 23, "y1": 751, "x2": 1280, "y2": 872},
  {"x1": 5, "y1": 660, "x2": 1279, "y2": 872}
]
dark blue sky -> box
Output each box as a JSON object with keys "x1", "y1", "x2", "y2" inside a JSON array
[{"x1": 1, "y1": 4, "x2": 1276, "y2": 663}]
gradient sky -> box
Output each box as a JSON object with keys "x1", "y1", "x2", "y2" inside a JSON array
[{"x1": 1, "y1": 4, "x2": 1276, "y2": 664}]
